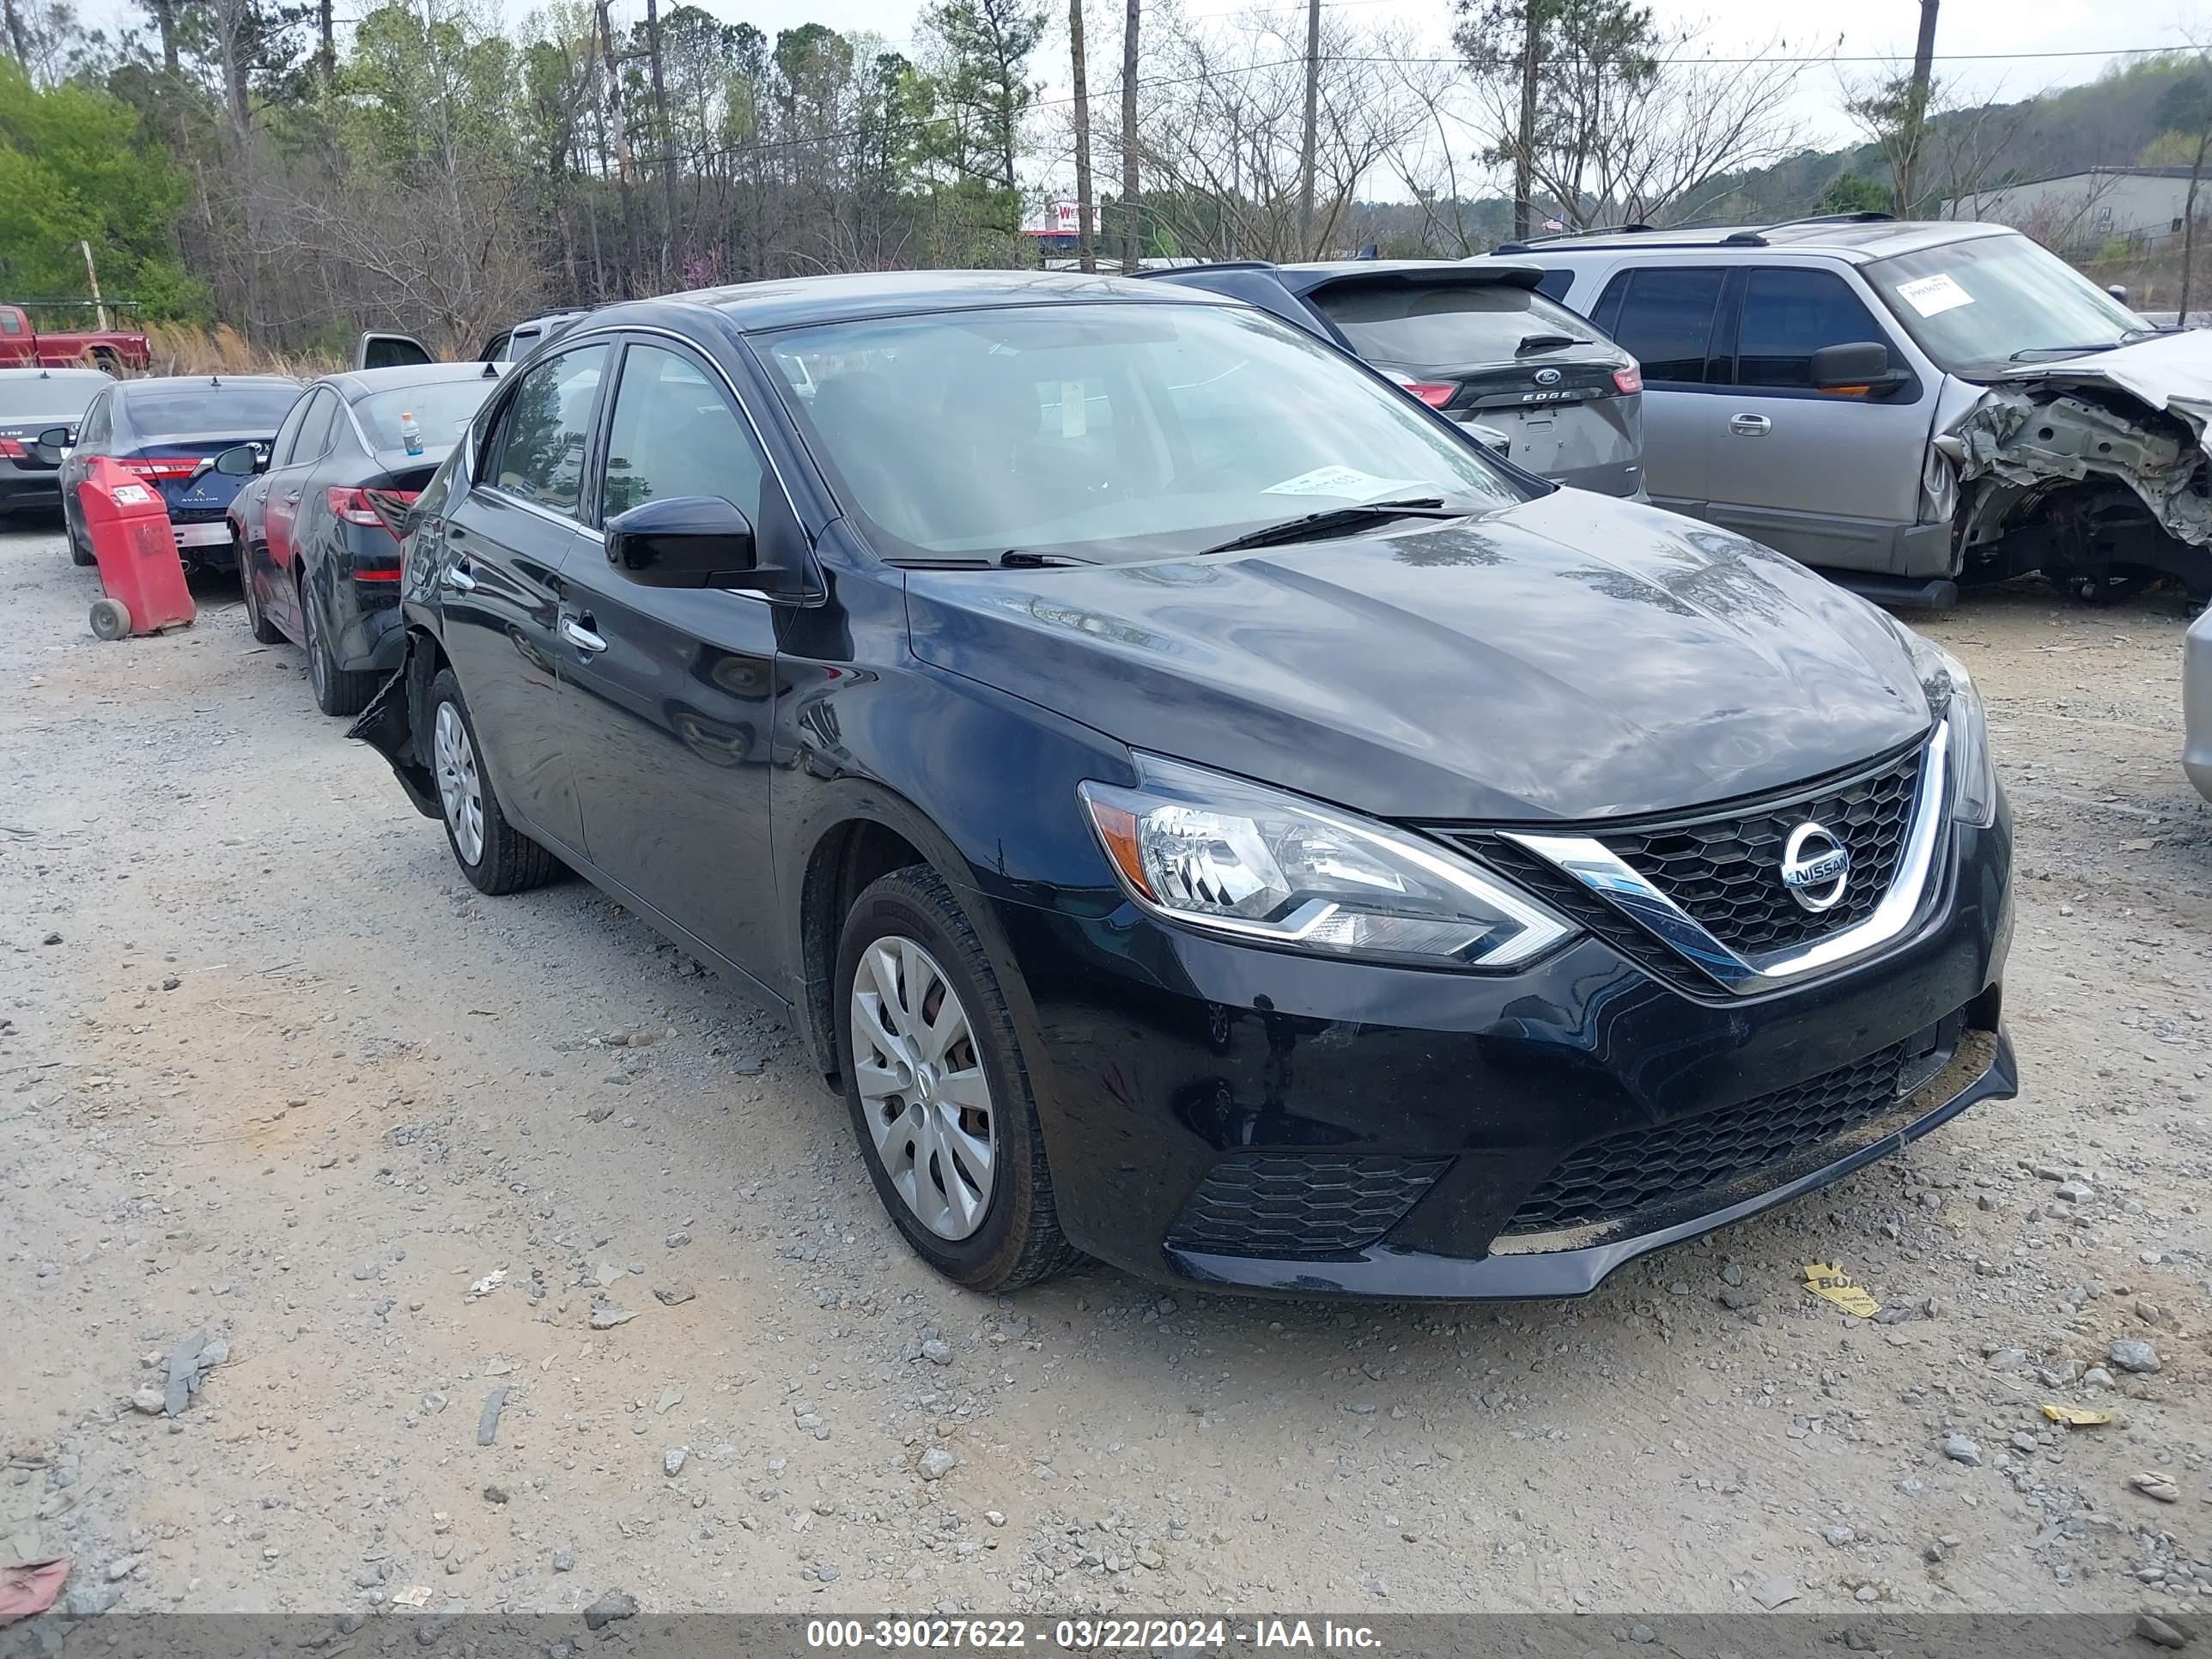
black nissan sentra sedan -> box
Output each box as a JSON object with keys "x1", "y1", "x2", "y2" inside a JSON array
[{"x1": 353, "y1": 270, "x2": 2014, "y2": 1299}]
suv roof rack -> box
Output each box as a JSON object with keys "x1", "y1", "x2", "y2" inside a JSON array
[
  {"x1": 1493, "y1": 223, "x2": 1655, "y2": 255},
  {"x1": 1719, "y1": 210, "x2": 1896, "y2": 248}
]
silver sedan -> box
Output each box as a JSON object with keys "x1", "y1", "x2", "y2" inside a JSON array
[{"x1": 2188, "y1": 600, "x2": 2212, "y2": 802}]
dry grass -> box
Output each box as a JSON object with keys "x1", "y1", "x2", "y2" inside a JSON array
[{"x1": 143, "y1": 322, "x2": 342, "y2": 380}]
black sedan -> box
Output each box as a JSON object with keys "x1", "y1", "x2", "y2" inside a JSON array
[
  {"x1": 0, "y1": 368, "x2": 111, "y2": 516},
  {"x1": 226, "y1": 362, "x2": 506, "y2": 715},
  {"x1": 52, "y1": 374, "x2": 299, "y2": 571},
  {"x1": 353, "y1": 271, "x2": 2014, "y2": 1300}
]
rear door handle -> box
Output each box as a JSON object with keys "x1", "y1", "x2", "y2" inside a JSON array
[
  {"x1": 1729, "y1": 413, "x2": 1772, "y2": 435},
  {"x1": 559, "y1": 614, "x2": 606, "y2": 654}
]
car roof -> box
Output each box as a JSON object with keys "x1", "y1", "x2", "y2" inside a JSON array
[
  {"x1": 659, "y1": 269, "x2": 1239, "y2": 332},
  {"x1": 0, "y1": 366, "x2": 112, "y2": 382},
  {"x1": 117, "y1": 374, "x2": 301, "y2": 395},
  {"x1": 1274, "y1": 258, "x2": 1546, "y2": 291},
  {"x1": 325, "y1": 362, "x2": 506, "y2": 399},
  {"x1": 1497, "y1": 218, "x2": 2021, "y2": 264}
]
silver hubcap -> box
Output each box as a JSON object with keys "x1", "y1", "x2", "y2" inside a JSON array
[
  {"x1": 850, "y1": 938, "x2": 996, "y2": 1240},
  {"x1": 433, "y1": 702, "x2": 484, "y2": 866}
]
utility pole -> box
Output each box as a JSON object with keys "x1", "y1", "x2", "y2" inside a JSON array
[
  {"x1": 1296, "y1": 0, "x2": 1318, "y2": 256},
  {"x1": 81, "y1": 241, "x2": 107, "y2": 331},
  {"x1": 1512, "y1": 0, "x2": 1540, "y2": 240},
  {"x1": 1897, "y1": 0, "x2": 1940, "y2": 216},
  {"x1": 1120, "y1": 0, "x2": 1139, "y2": 271},
  {"x1": 1070, "y1": 0, "x2": 1096, "y2": 271}
]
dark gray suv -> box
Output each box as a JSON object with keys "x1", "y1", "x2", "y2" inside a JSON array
[{"x1": 1149, "y1": 260, "x2": 1646, "y2": 498}]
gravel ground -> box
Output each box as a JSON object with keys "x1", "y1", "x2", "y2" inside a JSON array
[{"x1": 3, "y1": 514, "x2": 2210, "y2": 1622}]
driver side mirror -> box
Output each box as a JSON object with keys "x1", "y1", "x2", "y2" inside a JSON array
[
  {"x1": 605, "y1": 495, "x2": 807, "y2": 596},
  {"x1": 2106, "y1": 283, "x2": 2130, "y2": 303},
  {"x1": 36, "y1": 425, "x2": 74, "y2": 453},
  {"x1": 1810, "y1": 342, "x2": 1905, "y2": 395},
  {"x1": 213, "y1": 444, "x2": 264, "y2": 476}
]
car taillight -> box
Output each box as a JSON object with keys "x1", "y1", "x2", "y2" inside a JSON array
[
  {"x1": 331, "y1": 485, "x2": 419, "y2": 532},
  {"x1": 123, "y1": 457, "x2": 202, "y2": 480},
  {"x1": 1382, "y1": 369, "x2": 1456, "y2": 410},
  {"x1": 0, "y1": 438, "x2": 24, "y2": 459},
  {"x1": 1612, "y1": 360, "x2": 1644, "y2": 395}
]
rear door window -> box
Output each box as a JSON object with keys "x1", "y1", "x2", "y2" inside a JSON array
[
  {"x1": 1590, "y1": 269, "x2": 1725, "y2": 384},
  {"x1": 486, "y1": 343, "x2": 607, "y2": 519},
  {"x1": 267, "y1": 393, "x2": 313, "y2": 467},
  {"x1": 289, "y1": 391, "x2": 337, "y2": 464},
  {"x1": 1733, "y1": 268, "x2": 1892, "y2": 389},
  {"x1": 1309, "y1": 283, "x2": 1589, "y2": 367}
]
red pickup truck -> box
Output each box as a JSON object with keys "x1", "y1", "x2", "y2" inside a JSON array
[{"x1": 0, "y1": 304, "x2": 150, "y2": 372}]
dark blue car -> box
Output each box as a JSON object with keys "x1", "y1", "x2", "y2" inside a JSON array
[{"x1": 52, "y1": 374, "x2": 299, "y2": 571}]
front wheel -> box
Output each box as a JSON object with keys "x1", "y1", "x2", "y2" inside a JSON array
[
  {"x1": 66, "y1": 502, "x2": 94, "y2": 567},
  {"x1": 425, "y1": 668, "x2": 559, "y2": 896},
  {"x1": 835, "y1": 866, "x2": 1080, "y2": 1291}
]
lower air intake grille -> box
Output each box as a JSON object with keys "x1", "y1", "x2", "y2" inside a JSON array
[
  {"x1": 1500, "y1": 1045, "x2": 1906, "y2": 1236},
  {"x1": 1168, "y1": 1153, "x2": 1453, "y2": 1258}
]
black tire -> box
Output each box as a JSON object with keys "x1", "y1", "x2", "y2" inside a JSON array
[
  {"x1": 240, "y1": 558, "x2": 284, "y2": 644},
  {"x1": 834, "y1": 866, "x2": 1081, "y2": 1291},
  {"x1": 425, "y1": 667, "x2": 560, "y2": 896},
  {"x1": 66, "y1": 501, "x2": 94, "y2": 567},
  {"x1": 301, "y1": 573, "x2": 380, "y2": 716}
]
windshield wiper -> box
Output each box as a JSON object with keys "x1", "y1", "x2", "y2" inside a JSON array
[
  {"x1": 1515, "y1": 332, "x2": 1590, "y2": 355},
  {"x1": 2007, "y1": 342, "x2": 2124, "y2": 362},
  {"x1": 1197, "y1": 496, "x2": 1469, "y2": 556},
  {"x1": 886, "y1": 550, "x2": 1094, "y2": 569}
]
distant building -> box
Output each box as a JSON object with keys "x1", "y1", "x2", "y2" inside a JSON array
[{"x1": 1940, "y1": 167, "x2": 2205, "y2": 254}]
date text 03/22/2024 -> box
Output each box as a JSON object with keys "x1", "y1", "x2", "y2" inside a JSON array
[{"x1": 804, "y1": 1619, "x2": 1384, "y2": 1651}]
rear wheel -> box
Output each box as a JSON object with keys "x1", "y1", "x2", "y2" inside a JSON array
[
  {"x1": 835, "y1": 866, "x2": 1080, "y2": 1291},
  {"x1": 301, "y1": 573, "x2": 379, "y2": 716},
  {"x1": 426, "y1": 668, "x2": 559, "y2": 896},
  {"x1": 240, "y1": 558, "x2": 284, "y2": 644}
]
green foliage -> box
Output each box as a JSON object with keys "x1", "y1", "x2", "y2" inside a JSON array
[
  {"x1": 0, "y1": 58, "x2": 204, "y2": 317},
  {"x1": 1815, "y1": 173, "x2": 1892, "y2": 216},
  {"x1": 917, "y1": 0, "x2": 1045, "y2": 210}
]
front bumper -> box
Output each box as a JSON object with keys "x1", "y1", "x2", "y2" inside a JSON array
[{"x1": 987, "y1": 805, "x2": 2013, "y2": 1300}]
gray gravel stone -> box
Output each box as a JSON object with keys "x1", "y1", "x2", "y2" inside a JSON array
[
  {"x1": 917, "y1": 1447, "x2": 957, "y2": 1480},
  {"x1": 1942, "y1": 1434, "x2": 1981, "y2": 1467},
  {"x1": 921, "y1": 1340, "x2": 953, "y2": 1365},
  {"x1": 583, "y1": 1592, "x2": 639, "y2": 1631},
  {"x1": 2109, "y1": 1338, "x2": 2161, "y2": 1374},
  {"x1": 664, "y1": 1448, "x2": 687, "y2": 1476}
]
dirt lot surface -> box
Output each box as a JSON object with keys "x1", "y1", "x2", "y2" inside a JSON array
[{"x1": 3, "y1": 515, "x2": 2210, "y2": 1625}]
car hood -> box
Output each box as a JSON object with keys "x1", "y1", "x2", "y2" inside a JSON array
[{"x1": 902, "y1": 489, "x2": 1934, "y2": 823}]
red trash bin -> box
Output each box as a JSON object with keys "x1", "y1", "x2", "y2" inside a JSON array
[{"x1": 80, "y1": 454, "x2": 196, "y2": 640}]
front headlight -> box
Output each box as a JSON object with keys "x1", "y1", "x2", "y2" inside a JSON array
[
  {"x1": 1900, "y1": 629, "x2": 1996, "y2": 826},
  {"x1": 1077, "y1": 756, "x2": 1575, "y2": 969}
]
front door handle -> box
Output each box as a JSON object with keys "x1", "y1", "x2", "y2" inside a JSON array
[
  {"x1": 1729, "y1": 413, "x2": 1772, "y2": 436},
  {"x1": 559, "y1": 614, "x2": 607, "y2": 654},
  {"x1": 442, "y1": 560, "x2": 477, "y2": 594}
]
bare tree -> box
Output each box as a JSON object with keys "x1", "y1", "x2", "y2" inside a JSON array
[
  {"x1": 1121, "y1": 9, "x2": 1444, "y2": 261},
  {"x1": 1120, "y1": 0, "x2": 1139, "y2": 269},
  {"x1": 1844, "y1": 70, "x2": 2026, "y2": 225},
  {"x1": 1460, "y1": 21, "x2": 1807, "y2": 228},
  {"x1": 1068, "y1": 0, "x2": 1095, "y2": 270}
]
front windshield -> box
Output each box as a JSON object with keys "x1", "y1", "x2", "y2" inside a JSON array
[
  {"x1": 757, "y1": 300, "x2": 1526, "y2": 562},
  {"x1": 1866, "y1": 234, "x2": 2149, "y2": 372}
]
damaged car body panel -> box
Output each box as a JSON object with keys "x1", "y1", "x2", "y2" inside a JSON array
[{"x1": 1940, "y1": 329, "x2": 2212, "y2": 599}]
